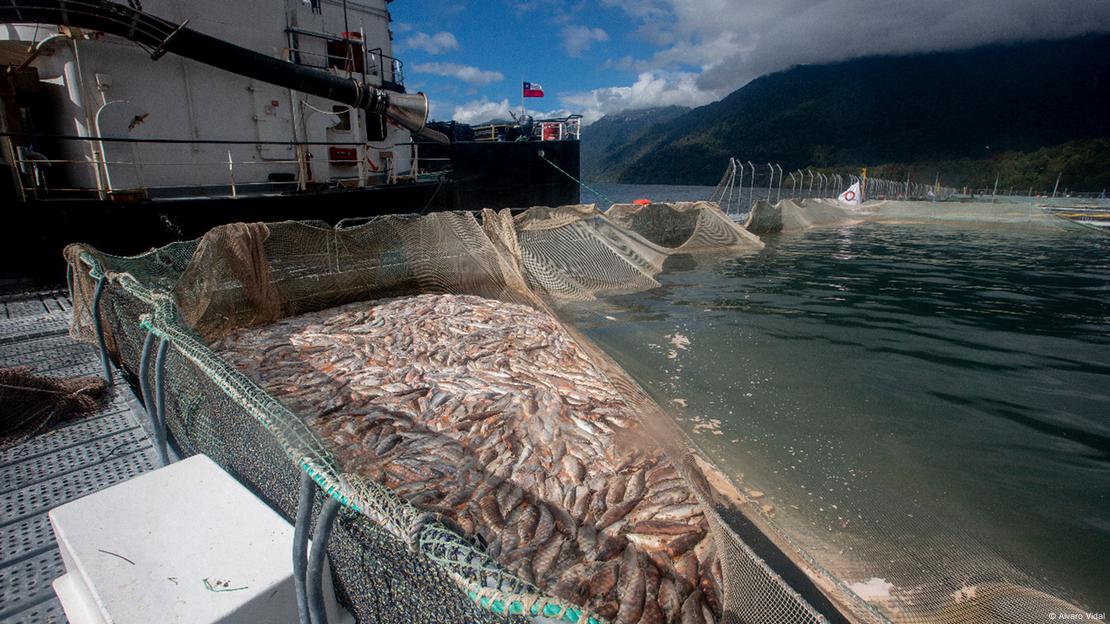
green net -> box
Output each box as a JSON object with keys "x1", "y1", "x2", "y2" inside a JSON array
[{"x1": 63, "y1": 206, "x2": 825, "y2": 624}]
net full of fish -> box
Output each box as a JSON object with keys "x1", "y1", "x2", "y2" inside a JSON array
[{"x1": 212, "y1": 293, "x2": 723, "y2": 624}]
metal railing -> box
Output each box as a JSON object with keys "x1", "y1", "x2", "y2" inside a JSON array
[
  {"x1": 2, "y1": 133, "x2": 432, "y2": 200},
  {"x1": 711, "y1": 157, "x2": 965, "y2": 217},
  {"x1": 471, "y1": 116, "x2": 582, "y2": 143}
]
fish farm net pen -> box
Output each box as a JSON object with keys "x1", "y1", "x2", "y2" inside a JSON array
[
  {"x1": 63, "y1": 200, "x2": 1094, "y2": 624},
  {"x1": 64, "y1": 204, "x2": 873, "y2": 624}
]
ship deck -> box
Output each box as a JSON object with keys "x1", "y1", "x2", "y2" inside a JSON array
[{"x1": 0, "y1": 290, "x2": 161, "y2": 624}]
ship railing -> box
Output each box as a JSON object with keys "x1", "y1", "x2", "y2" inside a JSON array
[
  {"x1": 529, "y1": 115, "x2": 582, "y2": 141},
  {"x1": 470, "y1": 124, "x2": 513, "y2": 142},
  {"x1": 470, "y1": 116, "x2": 582, "y2": 143},
  {"x1": 283, "y1": 27, "x2": 405, "y2": 89},
  {"x1": 1, "y1": 133, "x2": 439, "y2": 201},
  {"x1": 402, "y1": 142, "x2": 451, "y2": 177}
]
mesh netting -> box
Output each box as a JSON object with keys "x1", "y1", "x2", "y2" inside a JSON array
[
  {"x1": 745, "y1": 200, "x2": 861, "y2": 235},
  {"x1": 606, "y1": 202, "x2": 764, "y2": 254},
  {"x1": 63, "y1": 209, "x2": 827, "y2": 624},
  {"x1": 487, "y1": 203, "x2": 762, "y2": 302},
  {"x1": 743, "y1": 198, "x2": 1085, "y2": 235}
]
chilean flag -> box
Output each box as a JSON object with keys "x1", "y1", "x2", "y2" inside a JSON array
[{"x1": 523, "y1": 81, "x2": 544, "y2": 98}]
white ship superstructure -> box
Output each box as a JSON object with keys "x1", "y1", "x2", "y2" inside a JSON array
[{"x1": 1, "y1": 0, "x2": 417, "y2": 199}]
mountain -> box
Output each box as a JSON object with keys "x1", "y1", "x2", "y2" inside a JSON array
[
  {"x1": 589, "y1": 35, "x2": 1110, "y2": 189},
  {"x1": 580, "y1": 106, "x2": 689, "y2": 181}
]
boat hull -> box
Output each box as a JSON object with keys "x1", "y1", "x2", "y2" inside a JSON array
[{"x1": 3, "y1": 140, "x2": 580, "y2": 285}]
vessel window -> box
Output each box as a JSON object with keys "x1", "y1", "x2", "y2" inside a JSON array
[
  {"x1": 333, "y1": 106, "x2": 352, "y2": 132},
  {"x1": 365, "y1": 112, "x2": 387, "y2": 142}
]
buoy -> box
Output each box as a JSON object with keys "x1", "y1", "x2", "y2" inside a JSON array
[{"x1": 633, "y1": 198, "x2": 651, "y2": 205}]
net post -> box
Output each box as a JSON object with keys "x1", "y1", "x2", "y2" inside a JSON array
[
  {"x1": 293, "y1": 471, "x2": 315, "y2": 624},
  {"x1": 152, "y1": 337, "x2": 171, "y2": 467},
  {"x1": 91, "y1": 275, "x2": 114, "y2": 385},
  {"x1": 307, "y1": 496, "x2": 341, "y2": 624}
]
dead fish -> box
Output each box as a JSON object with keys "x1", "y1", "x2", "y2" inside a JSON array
[
  {"x1": 628, "y1": 519, "x2": 693, "y2": 535},
  {"x1": 624, "y1": 468, "x2": 647, "y2": 503},
  {"x1": 615, "y1": 543, "x2": 645, "y2": 624},
  {"x1": 589, "y1": 559, "x2": 620, "y2": 597},
  {"x1": 665, "y1": 529, "x2": 706, "y2": 559},
  {"x1": 596, "y1": 497, "x2": 640, "y2": 531},
  {"x1": 655, "y1": 504, "x2": 702, "y2": 522},
  {"x1": 679, "y1": 590, "x2": 706, "y2": 624},
  {"x1": 531, "y1": 504, "x2": 555, "y2": 546},
  {"x1": 533, "y1": 534, "x2": 564, "y2": 582},
  {"x1": 674, "y1": 551, "x2": 700, "y2": 592},
  {"x1": 658, "y1": 578, "x2": 682, "y2": 624}
]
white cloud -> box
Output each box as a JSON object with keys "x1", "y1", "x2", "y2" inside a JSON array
[
  {"x1": 412, "y1": 62, "x2": 504, "y2": 85},
  {"x1": 560, "y1": 71, "x2": 716, "y2": 124},
  {"x1": 560, "y1": 25, "x2": 609, "y2": 57},
  {"x1": 399, "y1": 31, "x2": 459, "y2": 55},
  {"x1": 449, "y1": 98, "x2": 573, "y2": 124},
  {"x1": 452, "y1": 98, "x2": 512, "y2": 124}
]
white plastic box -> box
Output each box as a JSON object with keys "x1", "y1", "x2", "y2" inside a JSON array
[{"x1": 49, "y1": 454, "x2": 349, "y2": 624}]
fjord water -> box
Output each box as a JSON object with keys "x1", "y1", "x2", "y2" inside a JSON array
[{"x1": 567, "y1": 186, "x2": 1109, "y2": 612}]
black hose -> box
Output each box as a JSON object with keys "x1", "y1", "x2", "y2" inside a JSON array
[
  {"x1": 90, "y1": 275, "x2": 113, "y2": 385},
  {"x1": 293, "y1": 472, "x2": 315, "y2": 624},
  {"x1": 152, "y1": 337, "x2": 169, "y2": 467},
  {"x1": 306, "y1": 497, "x2": 341, "y2": 624}
]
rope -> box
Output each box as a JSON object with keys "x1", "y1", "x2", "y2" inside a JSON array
[{"x1": 537, "y1": 151, "x2": 616, "y2": 208}]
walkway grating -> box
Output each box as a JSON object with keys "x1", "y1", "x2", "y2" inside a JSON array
[{"x1": 0, "y1": 290, "x2": 160, "y2": 624}]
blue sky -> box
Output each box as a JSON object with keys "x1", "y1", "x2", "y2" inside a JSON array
[{"x1": 389, "y1": 0, "x2": 1110, "y2": 125}]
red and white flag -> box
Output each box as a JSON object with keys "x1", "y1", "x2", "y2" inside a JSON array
[
  {"x1": 838, "y1": 182, "x2": 862, "y2": 205},
  {"x1": 523, "y1": 81, "x2": 544, "y2": 98}
]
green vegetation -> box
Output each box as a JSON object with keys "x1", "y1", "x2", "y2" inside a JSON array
[{"x1": 582, "y1": 35, "x2": 1110, "y2": 192}]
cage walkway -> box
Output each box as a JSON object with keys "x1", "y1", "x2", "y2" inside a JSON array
[{"x1": 0, "y1": 290, "x2": 161, "y2": 624}]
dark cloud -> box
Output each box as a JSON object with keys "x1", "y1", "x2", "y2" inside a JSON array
[{"x1": 611, "y1": 0, "x2": 1110, "y2": 92}]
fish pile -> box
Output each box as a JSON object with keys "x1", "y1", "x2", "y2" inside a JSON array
[{"x1": 212, "y1": 294, "x2": 723, "y2": 624}]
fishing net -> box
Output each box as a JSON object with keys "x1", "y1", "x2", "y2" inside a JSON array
[
  {"x1": 63, "y1": 209, "x2": 830, "y2": 624},
  {"x1": 860, "y1": 200, "x2": 1085, "y2": 229},
  {"x1": 0, "y1": 366, "x2": 107, "y2": 450},
  {"x1": 484, "y1": 202, "x2": 762, "y2": 302},
  {"x1": 744, "y1": 200, "x2": 860, "y2": 235},
  {"x1": 742, "y1": 199, "x2": 1087, "y2": 235},
  {"x1": 605, "y1": 202, "x2": 763, "y2": 253}
]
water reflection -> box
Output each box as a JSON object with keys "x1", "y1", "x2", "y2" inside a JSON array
[{"x1": 559, "y1": 221, "x2": 1110, "y2": 615}]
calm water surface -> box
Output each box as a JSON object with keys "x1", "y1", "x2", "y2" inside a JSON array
[{"x1": 563, "y1": 184, "x2": 1109, "y2": 613}]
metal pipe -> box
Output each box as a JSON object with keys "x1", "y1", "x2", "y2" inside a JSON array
[
  {"x1": 294, "y1": 472, "x2": 316, "y2": 624},
  {"x1": 307, "y1": 497, "x2": 341, "y2": 624},
  {"x1": 735, "y1": 159, "x2": 744, "y2": 210},
  {"x1": 727, "y1": 158, "x2": 738, "y2": 214},
  {"x1": 746, "y1": 161, "x2": 756, "y2": 210},
  {"x1": 807, "y1": 169, "x2": 815, "y2": 196},
  {"x1": 91, "y1": 275, "x2": 113, "y2": 385},
  {"x1": 766, "y1": 163, "x2": 774, "y2": 205},
  {"x1": 775, "y1": 164, "x2": 783, "y2": 203},
  {"x1": 151, "y1": 338, "x2": 170, "y2": 466}
]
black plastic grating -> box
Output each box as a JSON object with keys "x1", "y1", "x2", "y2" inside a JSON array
[
  {"x1": 1, "y1": 446, "x2": 157, "y2": 526},
  {"x1": 0, "y1": 427, "x2": 152, "y2": 494},
  {"x1": 0, "y1": 290, "x2": 161, "y2": 624},
  {"x1": 0, "y1": 514, "x2": 55, "y2": 564},
  {"x1": 0, "y1": 550, "x2": 65, "y2": 621}
]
